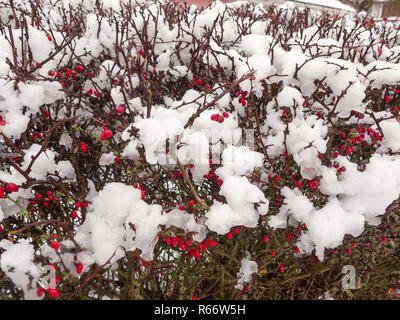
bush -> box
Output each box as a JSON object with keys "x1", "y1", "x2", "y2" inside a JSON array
[{"x1": 0, "y1": 0, "x2": 399, "y2": 300}]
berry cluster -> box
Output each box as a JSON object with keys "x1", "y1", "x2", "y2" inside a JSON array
[
  {"x1": 0, "y1": 183, "x2": 19, "y2": 198},
  {"x1": 163, "y1": 236, "x2": 217, "y2": 260},
  {"x1": 210, "y1": 112, "x2": 229, "y2": 123}
]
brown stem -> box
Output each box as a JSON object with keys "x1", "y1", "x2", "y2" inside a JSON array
[{"x1": 176, "y1": 157, "x2": 209, "y2": 210}]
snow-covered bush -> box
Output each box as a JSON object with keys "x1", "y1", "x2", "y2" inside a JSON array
[{"x1": 0, "y1": 0, "x2": 399, "y2": 300}]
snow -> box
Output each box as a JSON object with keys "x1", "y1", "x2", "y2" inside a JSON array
[
  {"x1": 0, "y1": 240, "x2": 43, "y2": 300},
  {"x1": 236, "y1": 55, "x2": 274, "y2": 96},
  {"x1": 270, "y1": 152, "x2": 400, "y2": 259},
  {"x1": 206, "y1": 175, "x2": 269, "y2": 233},
  {"x1": 299, "y1": 198, "x2": 365, "y2": 260},
  {"x1": 0, "y1": 0, "x2": 399, "y2": 298},
  {"x1": 216, "y1": 145, "x2": 264, "y2": 178},
  {"x1": 19, "y1": 144, "x2": 75, "y2": 181},
  {"x1": 177, "y1": 131, "x2": 210, "y2": 166},
  {"x1": 375, "y1": 119, "x2": 400, "y2": 153},
  {"x1": 122, "y1": 107, "x2": 186, "y2": 165},
  {"x1": 74, "y1": 182, "x2": 207, "y2": 263},
  {"x1": 99, "y1": 152, "x2": 117, "y2": 166},
  {"x1": 74, "y1": 183, "x2": 161, "y2": 264},
  {"x1": 235, "y1": 252, "x2": 258, "y2": 290},
  {"x1": 240, "y1": 34, "x2": 273, "y2": 56}
]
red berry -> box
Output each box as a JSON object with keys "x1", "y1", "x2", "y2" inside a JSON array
[
  {"x1": 65, "y1": 69, "x2": 72, "y2": 78},
  {"x1": 46, "y1": 287, "x2": 59, "y2": 298},
  {"x1": 71, "y1": 210, "x2": 77, "y2": 219},
  {"x1": 80, "y1": 141, "x2": 87, "y2": 152},
  {"x1": 51, "y1": 241, "x2": 59, "y2": 251},
  {"x1": 36, "y1": 287, "x2": 44, "y2": 297},
  {"x1": 102, "y1": 129, "x2": 113, "y2": 140},
  {"x1": 47, "y1": 35, "x2": 52, "y2": 41},
  {"x1": 296, "y1": 181, "x2": 302, "y2": 188},
  {"x1": 116, "y1": 106, "x2": 124, "y2": 114},
  {"x1": 227, "y1": 232, "x2": 233, "y2": 239},
  {"x1": 263, "y1": 236, "x2": 269, "y2": 242},
  {"x1": 7, "y1": 183, "x2": 18, "y2": 193},
  {"x1": 76, "y1": 262, "x2": 83, "y2": 274},
  {"x1": 279, "y1": 264, "x2": 285, "y2": 273}
]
